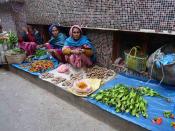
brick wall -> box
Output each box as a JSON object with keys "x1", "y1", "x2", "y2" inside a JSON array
[
  {"x1": 0, "y1": 5, "x2": 16, "y2": 32},
  {"x1": 24, "y1": 0, "x2": 175, "y2": 32},
  {"x1": 0, "y1": 2, "x2": 26, "y2": 34},
  {"x1": 10, "y1": 2, "x2": 27, "y2": 34},
  {"x1": 86, "y1": 30, "x2": 113, "y2": 67},
  {"x1": 2, "y1": 0, "x2": 175, "y2": 67}
]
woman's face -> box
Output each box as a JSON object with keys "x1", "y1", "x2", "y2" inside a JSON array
[
  {"x1": 52, "y1": 26, "x2": 59, "y2": 37},
  {"x1": 72, "y1": 27, "x2": 81, "y2": 40},
  {"x1": 22, "y1": 27, "x2": 28, "y2": 33},
  {"x1": 27, "y1": 25, "x2": 33, "y2": 32}
]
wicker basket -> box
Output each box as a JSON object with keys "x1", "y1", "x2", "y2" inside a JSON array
[
  {"x1": 5, "y1": 52, "x2": 26, "y2": 64},
  {"x1": 124, "y1": 46, "x2": 148, "y2": 72}
]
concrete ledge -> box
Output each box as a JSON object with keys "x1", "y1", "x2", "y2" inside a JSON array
[{"x1": 8, "y1": 66, "x2": 147, "y2": 131}]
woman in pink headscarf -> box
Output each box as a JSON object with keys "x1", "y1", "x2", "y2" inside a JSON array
[{"x1": 62, "y1": 25, "x2": 96, "y2": 68}]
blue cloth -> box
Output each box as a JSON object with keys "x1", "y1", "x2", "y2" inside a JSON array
[
  {"x1": 49, "y1": 33, "x2": 67, "y2": 49},
  {"x1": 11, "y1": 58, "x2": 59, "y2": 76},
  {"x1": 85, "y1": 74, "x2": 175, "y2": 131},
  {"x1": 48, "y1": 24, "x2": 67, "y2": 49},
  {"x1": 64, "y1": 35, "x2": 96, "y2": 62},
  {"x1": 156, "y1": 53, "x2": 175, "y2": 68}
]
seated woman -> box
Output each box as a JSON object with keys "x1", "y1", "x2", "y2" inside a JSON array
[
  {"x1": 18, "y1": 26, "x2": 41, "y2": 55},
  {"x1": 62, "y1": 25, "x2": 96, "y2": 68},
  {"x1": 43, "y1": 24, "x2": 67, "y2": 62},
  {"x1": 28, "y1": 25, "x2": 44, "y2": 45}
]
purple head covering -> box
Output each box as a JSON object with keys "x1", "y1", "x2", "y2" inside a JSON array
[{"x1": 49, "y1": 23, "x2": 61, "y2": 36}]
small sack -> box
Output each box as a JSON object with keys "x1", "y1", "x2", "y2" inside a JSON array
[{"x1": 147, "y1": 45, "x2": 175, "y2": 85}]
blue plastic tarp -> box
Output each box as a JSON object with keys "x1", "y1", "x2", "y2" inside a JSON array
[
  {"x1": 85, "y1": 74, "x2": 175, "y2": 131},
  {"x1": 11, "y1": 58, "x2": 59, "y2": 76}
]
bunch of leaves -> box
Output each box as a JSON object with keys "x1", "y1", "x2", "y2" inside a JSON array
[
  {"x1": 91, "y1": 84, "x2": 170, "y2": 118},
  {"x1": 12, "y1": 48, "x2": 25, "y2": 54},
  {"x1": 0, "y1": 39, "x2": 4, "y2": 45},
  {"x1": 163, "y1": 111, "x2": 174, "y2": 119},
  {"x1": 138, "y1": 87, "x2": 171, "y2": 102},
  {"x1": 34, "y1": 49, "x2": 47, "y2": 57},
  {"x1": 91, "y1": 84, "x2": 148, "y2": 118},
  {"x1": 6, "y1": 48, "x2": 25, "y2": 55},
  {"x1": 7, "y1": 32, "x2": 18, "y2": 49},
  {"x1": 8, "y1": 32, "x2": 18, "y2": 44}
]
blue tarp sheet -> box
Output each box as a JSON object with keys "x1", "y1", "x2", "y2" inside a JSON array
[
  {"x1": 85, "y1": 74, "x2": 175, "y2": 131},
  {"x1": 11, "y1": 58, "x2": 59, "y2": 76}
]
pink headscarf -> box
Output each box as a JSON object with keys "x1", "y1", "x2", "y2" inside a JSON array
[{"x1": 69, "y1": 25, "x2": 82, "y2": 37}]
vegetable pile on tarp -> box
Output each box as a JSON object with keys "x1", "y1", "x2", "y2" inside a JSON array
[
  {"x1": 32, "y1": 49, "x2": 48, "y2": 60},
  {"x1": 91, "y1": 84, "x2": 170, "y2": 118},
  {"x1": 34, "y1": 49, "x2": 47, "y2": 57},
  {"x1": 7, "y1": 32, "x2": 18, "y2": 49},
  {"x1": 29, "y1": 60, "x2": 54, "y2": 73},
  {"x1": 5, "y1": 48, "x2": 25, "y2": 55},
  {"x1": 163, "y1": 111, "x2": 174, "y2": 119}
]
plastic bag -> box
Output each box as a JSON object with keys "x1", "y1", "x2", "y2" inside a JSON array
[{"x1": 147, "y1": 45, "x2": 175, "y2": 85}]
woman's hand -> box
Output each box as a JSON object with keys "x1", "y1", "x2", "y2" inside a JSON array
[
  {"x1": 83, "y1": 44, "x2": 90, "y2": 49},
  {"x1": 44, "y1": 43, "x2": 49, "y2": 46},
  {"x1": 79, "y1": 49, "x2": 85, "y2": 53},
  {"x1": 71, "y1": 49, "x2": 83, "y2": 54},
  {"x1": 71, "y1": 49, "x2": 77, "y2": 54},
  {"x1": 48, "y1": 49, "x2": 55, "y2": 53},
  {"x1": 36, "y1": 45, "x2": 43, "y2": 49},
  {"x1": 22, "y1": 27, "x2": 28, "y2": 34}
]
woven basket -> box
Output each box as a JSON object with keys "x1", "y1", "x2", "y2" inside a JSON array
[
  {"x1": 5, "y1": 52, "x2": 26, "y2": 64},
  {"x1": 124, "y1": 46, "x2": 148, "y2": 72}
]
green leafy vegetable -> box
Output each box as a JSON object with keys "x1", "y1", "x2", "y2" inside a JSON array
[
  {"x1": 34, "y1": 49, "x2": 47, "y2": 57},
  {"x1": 163, "y1": 111, "x2": 174, "y2": 119},
  {"x1": 91, "y1": 84, "x2": 170, "y2": 118},
  {"x1": 5, "y1": 48, "x2": 25, "y2": 55},
  {"x1": 138, "y1": 87, "x2": 171, "y2": 102},
  {"x1": 12, "y1": 48, "x2": 25, "y2": 54},
  {"x1": 7, "y1": 32, "x2": 18, "y2": 49}
]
